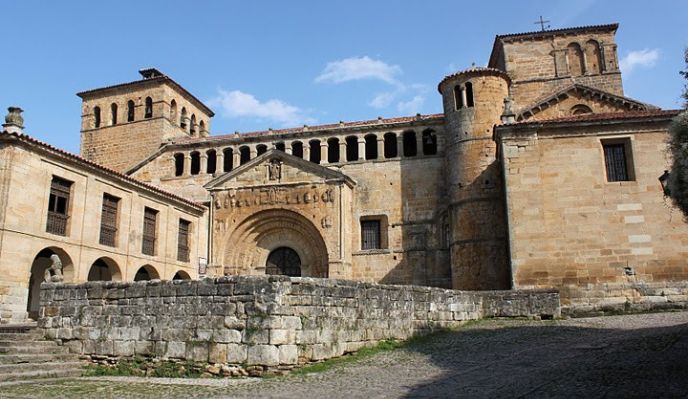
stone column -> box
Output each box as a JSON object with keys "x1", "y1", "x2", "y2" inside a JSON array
[
  {"x1": 397, "y1": 135, "x2": 404, "y2": 158},
  {"x1": 304, "y1": 144, "x2": 311, "y2": 161},
  {"x1": 285, "y1": 142, "x2": 292, "y2": 155},
  {"x1": 183, "y1": 153, "x2": 191, "y2": 176},
  {"x1": 233, "y1": 147, "x2": 240, "y2": 166},
  {"x1": 200, "y1": 154, "x2": 208, "y2": 174},
  {"x1": 461, "y1": 87, "x2": 467, "y2": 109},
  {"x1": 416, "y1": 132, "x2": 424, "y2": 156},
  {"x1": 250, "y1": 146, "x2": 257, "y2": 160},
  {"x1": 216, "y1": 150, "x2": 224, "y2": 173},
  {"x1": 377, "y1": 137, "x2": 384, "y2": 159},
  {"x1": 320, "y1": 142, "x2": 328, "y2": 164},
  {"x1": 339, "y1": 140, "x2": 347, "y2": 162},
  {"x1": 357, "y1": 137, "x2": 365, "y2": 160}
]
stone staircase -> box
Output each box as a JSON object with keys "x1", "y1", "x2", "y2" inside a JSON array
[{"x1": 0, "y1": 323, "x2": 83, "y2": 382}]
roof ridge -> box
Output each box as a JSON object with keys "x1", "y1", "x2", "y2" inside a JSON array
[
  {"x1": 496, "y1": 23, "x2": 618, "y2": 41},
  {"x1": 500, "y1": 109, "x2": 680, "y2": 127}
]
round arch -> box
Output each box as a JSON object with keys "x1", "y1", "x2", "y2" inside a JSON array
[
  {"x1": 134, "y1": 265, "x2": 160, "y2": 281},
  {"x1": 172, "y1": 270, "x2": 191, "y2": 280},
  {"x1": 27, "y1": 247, "x2": 74, "y2": 320},
  {"x1": 220, "y1": 209, "x2": 329, "y2": 278},
  {"x1": 87, "y1": 257, "x2": 122, "y2": 282}
]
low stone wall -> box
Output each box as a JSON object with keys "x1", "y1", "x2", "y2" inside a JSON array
[{"x1": 39, "y1": 276, "x2": 559, "y2": 371}]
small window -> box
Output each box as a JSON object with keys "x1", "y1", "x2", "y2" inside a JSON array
[
  {"x1": 383, "y1": 133, "x2": 397, "y2": 158},
  {"x1": 361, "y1": 220, "x2": 381, "y2": 250},
  {"x1": 465, "y1": 82, "x2": 474, "y2": 107},
  {"x1": 327, "y1": 138, "x2": 340, "y2": 163},
  {"x1": 454, "y1": 85, "x2": 463, "y2": 110},
  {"x1": 602, "y1": 138, "x2": 634, "y2": 182},
  {"x1": 223, "y1": 148, "x2": 234, "y2": 172},
  {"x1": 177, "y1": 219, "x2": 191, "y2": 262},
  {"x1": 239, "y1": 145, "x2": 250, "y2": 164},
  {"x1": 99, "y1": 194, "x2": 120, "y2": 247},
  {"x1": 142, "y1": 207, "x2": 158, "y2": 256},
  {"x1": 275, "y1": 142, "x2": 285, "y2": 152},
  {"x1": 345, "y1": 136, "x2": 358, "y2": 161},
  {"x1": 309, "y1": 140, "x2": 321, "y2": 164},
  {"x1": 180, "y1": 107, "x2": 187, "y2": 129},
  {"x1": 110, "y1": 103, "x2": 118, "y2": 125},
  {"x1": 46, "y1": 176, "x2": 72, "y2": 236},
  {"x1": 93, "y1": 106, "x2": 101, "y2": 128},
  {"x1": 256, "y1": 144, "x2": 268, "y2": 156},
  {"x1": 144, "y1": 97, "x2": 153, "y2": 118},
  {"x1": 403, "y1": 131, "x2": 417, "y2": 157},
  {"x1": 571, "y1": 104, "x2": 593, "y2": 115},
  {"x1": 206, "y1": 149, "x2": 217, "y2": 174},
  {"x1": 190, "y1": 151, "x2": 200, "y2": 175},
  {"x1": 422, "y1": 129, "x2": 437, "y2": 155},
  {"x1": 174, "y1": 153, "x2": 184, "y2": 176},
  {"x1": 127, "y1": 100, "x2": 135, "y2": 122},
  {"x1": 190, "y1": 114, "x2": 197, "y2": 135},
  {"x1": 291, "y1": 141, "x2": 303, "y2": 158},
  {"x1": 365, "y1": 134, "x2": 378, "y2": 160},
  {"x1": 170, "y1": 99, "x2": 177, "y2": 124}
]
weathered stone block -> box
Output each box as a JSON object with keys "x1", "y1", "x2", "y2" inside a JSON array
[
  {"x1": 247, "y1": 345, "x2": 279, "y2": 366},
  {"x1": 279, "y1": 344, "x2": 298, "y2": 364}
]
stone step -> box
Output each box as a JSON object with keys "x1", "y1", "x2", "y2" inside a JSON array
[
  {"x1": 0, "y1": 353, "x2": 78, "y2": 365},
  {"x1": 0, "y1": 331, "x2": 45, "y2": 341},
  {"x1": 0, "y1": 367, "x2": 83, "y2": 382},
  {"x1": 0, "y1": 345, "x2": 66, "y2": 354},
  {"x1": 0, "y1": 360, "x2": 84, "y2": 374},
  {"x1": 0, "y1": 323, "x2": 38, "y2": 334},
  {"x1": 0, "y1": 340, "x2": 59, "y2": 348}
]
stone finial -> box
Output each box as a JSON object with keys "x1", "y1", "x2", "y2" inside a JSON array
[
  {"x1": 3, "y1": 106, "x2": 24, "y2": 134},
  {"x1": 500, "y1": 97, "x2": 516, "y2": 124}
]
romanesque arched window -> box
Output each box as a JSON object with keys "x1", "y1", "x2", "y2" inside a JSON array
[
  {"x1": 110, "y1": 103, "x2": 118, "y2": 125},
  {"x1": 190, "y1": 114, "x2": 197, "y2": 136},
  {"x1": 345, "y1": 136, "x2": 358, "y2": 161},
  {"x1": 93, "y1": 106, "x2": 101, "y2": 128},
  {"x1": 239, "y1": 145, "x2": 250, "y2": 164},
  {"x1": 454, "y1": 85, "x2": 463, "y2": 110},
  {"x1": 403, "y1": 130, "x2": 417, "y2": 157},
  {"x1": 291, "y1": 141, "x2": 304, "y2": 158},
  {"x1": 127, "y1": 100, "x2": 135, "y2": 122},
  {"x1": 365, "y1": 134, "x2": 378, "y2": 160},
  {"x1": 170, "y1": 100, "x2": 177, "y2": 124},
  {"x1": 422, "y1": 129, "x2": 437, "y2": 155},
  {"x1": 190, "y1": 151, "x2": 200, "y2": 175},
  {"x1": 327, "y1": 137, "x2": 340, "y2": 163},
  {"x1": 383, "y1": 132, "x2": 397, "y2": 158},
  {"x1": 144, "y1": 97, "x2": 153, "y2": 118},
  {"x1": 309, "y1": 140, "x2": 321, "y2": 163},
  {"x1": 465, "y1": 82, "x2": 474, "y2": 107},
  {"x1": 199, "y1": 120, "x2": 206, "y2": 135},
  {"x1": 180, "y1": 107, "x2": 187, "y2": 129},
  {"x1": 570, "y1": 104, "x2": 593, "y2": 115},
  {"x1": 206, "y1": 149, "x2": 217, "y2": 174},
  {"x1": 223, "y1": 148, "x2": 233, "y2": 172},
  {"x1": 275, "y1": 142, "x2": 285, "y2": 152},
  {"x1": 585, "y1": 39, "x2": 602, "y2": 75},
  {"x1": 174, "y1": 153, "x2": 184, "y2": 176},
  {"x1": 567, "y1": 43, "x2": 585, "y2": 76},
  {"x1": 256, "y1": 144, "x2": 268, "y2": 156}
]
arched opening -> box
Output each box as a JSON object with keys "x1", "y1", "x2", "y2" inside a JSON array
[
  {"x1": 345, "y1": 136, "x2": 358, "y2": 161},
  {"x1": 174, "y1": 153, "x2": 184, "y2": 176},
  {"x1": 110, "y1": 103, "x2": 118, "y2": 125},
  {"x1": 199, "y1": 120, "x2": 206, "y2": 135},
  {"x1": 134, "y1": 265, "x2": 160, "y2": 281},
  {"x1": 266, "y1": 247, "x2": 301, "y2": 277},
  {"x1": 422, "y1": 129, "x2": 437, "y2": 155},
  {"x1": 223, "y1": 148, "x2": 234, "y2": 172},
  {"x1": 144, "y1": 97, "x2": 153, "y2": 118},
  {"x1": 206, "y1": 149, "x2": 217, "y2": 174},
  {"x1": 383, "y1": 133, "x2": 397, "y2": 158},
  {"x1": 364, "y1": 134, "x2": 378, "y2": 160},
  {"x1": 180, "y1": 107, "x2": 188, "y2": 130},
  {"x1": 87, "y1": 257, "x2": 122, "y2": 282},
  {"x1": 256, "y1": 144, "x2": 268, "y2": 156},
  {"x1": 190, "y1": 151, "x2": 201, "y2": 175},
  {"x1": 567, "y1": 43, "x2": 585, "y2": 76},
  {"x1": 327, "y1": 138, "x2": 340, "y2": 163},
  {"x1": 239, "y1": 146, "x2": 250, "y2": 164},
  {"x1": 190, "y1": 114, "x2": 197, "y2": 136},
  {"x1": 309, "y1": 140, "x2": 321, "y2": 163},
  {"x1": 93, "y1": 106, "x2": 101, "y2": 128},
  {"x1": 173, "y1": 270, "x2": 191, "y2": 280},
  {"x1": 170, "y1": 99, "x2": 177, "y2": 124},
  {"x1": 585, "y1": 39, "x2": 602, "y2": 74},
  {"x1": 27, "y1": 248, "x2": 74, "y2": 320},
  {"x1": 275, "y1": 142, "x2": 285, "y2": 152},
  {"x1": 465, "y1": 82, "x2": 474, "y2": 107},
  {"x1": 127, "y1": 100, "x2": 135, "y2": 122},
  {"x1": 291, "y1": 141, "x2": 304, "y2": 158},
  {"x1": 454, "y1": 85, "x2": 463, "y2": 110},
  {"x1": 570, "y1": 104, "x2": 593, "y2": 115},
  {"x1": 403, "y1": 131, "x2": 417, "y2": 157}
]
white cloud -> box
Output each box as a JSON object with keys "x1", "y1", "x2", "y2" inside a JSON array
[
  {"x1": 208, "y1": 89, "x2": 315, "y2": 127},
  {"x1": 369, "y1": 92, "x2": 396, "y2": 108},
  {"x1": 397, "y1": 95, "x2": 425, "y2": 114},
  {"x1": 620, "y1": 48, "x2": 660, "y2": 75},
  {"x1": 315, "y1": 56, "x2": 402, "y2": 85}
]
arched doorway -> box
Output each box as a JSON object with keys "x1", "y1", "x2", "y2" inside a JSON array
[
  {"x1": 266, "y1": 247, "x2": 301, "y2": 277},
  {"x1": 27, "y1": 248, "x2": 73, "y2": 320},
  {"x1": 134, "y1": 265, "x2": 160, "y2": 281},
  {"x1": 87, "y1": 257, "x2": 122, "y2": 282}
]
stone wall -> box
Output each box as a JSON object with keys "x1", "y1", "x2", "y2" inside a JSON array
[{"x1": 39, "y1": 276, "x2": 559, "y2": 371}]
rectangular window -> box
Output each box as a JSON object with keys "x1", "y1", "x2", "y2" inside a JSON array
[
  {"x1": 603, "y1": 139, "x2": 634, "y2": 182},
  {"x1": 177, "y1": 219, "x2": 191, "y2": 262},
  {"x1": 142, "y1": 207, "x2": 158, "y2": 256},
  {"x1": 361, "y1": 220, "x2": 381, "y2": 250},
  {"x1": 99, "y1": 194, "x2": 119, "y2": 247},
  {"x1": 46, "y1": 176, "x2": 72, "y2": 236}
]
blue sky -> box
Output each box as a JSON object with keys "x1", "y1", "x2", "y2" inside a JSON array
[{"x1": 0, "y1": 0, "x2": 686, "y2": 153}]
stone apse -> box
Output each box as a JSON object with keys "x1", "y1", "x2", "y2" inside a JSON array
[{"x1": 206, "y1": 150, "x2": 355, "y2": 279}]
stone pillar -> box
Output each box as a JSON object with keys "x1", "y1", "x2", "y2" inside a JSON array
[
  {"x1": 304, "y1": 144, "x2": 311, "y2": 161},
  {"x1": 200, "y1": 154, "x2": 208, "y2": 174},
  {"x1": 233, "y1": 148, "x2": 240, "y2": 166},
  {"x1": 416, "y1": 132, "x2": 424, "y2": 156},
  {"x1": 357, "y1": 137, "x2": 365, "y2": 160},
  {"x1": 339, "y1": 141, "x2": 347, "y2": 161},
  {"x1": 250, "y1": 146, "x2": 257, "y2": 160},
  {"x1": 285, "y1": 142, "x2": 292, "y2": 155},
  {"x1": 397, "y1": 135, "x2": 404, "y2": 158},
  {"x1": 216, "y1": 151, "x2": 224, "y2": 173},
  {"x1": 183, "y1": 153, "x2": 191, "y2": 176},
  {"x1": 461, "y1": 87, "x2": 467, "y2": 109},
  {"x1": 377, "y1": 137, "x2": 384, "y2": 158},
  {"x1": 320, "y1": 142, "x2": 328, "y2": 164}
]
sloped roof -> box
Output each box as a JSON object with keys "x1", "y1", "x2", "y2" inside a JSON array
[
  {"x1": 500, "y1": 109, "x2": 680, "y2": 127},
  {"x1": 437, "y1": 67, "x2": 511, "y2": 92}
]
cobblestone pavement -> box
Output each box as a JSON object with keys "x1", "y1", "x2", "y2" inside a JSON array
[{"x1": 1, "y1": 311, "x2": 687, "y2": 398}]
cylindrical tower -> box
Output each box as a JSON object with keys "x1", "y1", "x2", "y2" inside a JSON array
[{"x1": 438, "y1": 67, "x2": 511, "y2": 290}]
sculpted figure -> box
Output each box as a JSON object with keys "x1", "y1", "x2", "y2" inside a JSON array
[
  {"x1": 268, "y1": 160, "x2": 281, "y2": 180},
  {"x1": 43, "y1": 254, "x2": 64, "y2": 283}
]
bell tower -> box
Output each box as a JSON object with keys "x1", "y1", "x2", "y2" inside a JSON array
[{"x1": 77, "y1": 68, "x2": 214, "y2": 173}]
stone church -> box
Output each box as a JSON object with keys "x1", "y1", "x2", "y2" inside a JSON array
[{"x1": 1, "y1": 22, "x2": 687, "y2": 323}]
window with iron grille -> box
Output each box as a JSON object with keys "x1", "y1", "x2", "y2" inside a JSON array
[
  {"x1": 99, "y1": 194, "x2": 119, "y2": 247},
  {"x1": 177, "y1": 219, "x2": 191, "y2": 262},
  {"x1": 46, "y1": 176, "x2": 72, "y2": 236},
  {"x1": 142, "y1": 207, "x2": 158, "y2": 256},
  {"x1": 361, "y1": 220, "x2": 381, "y2": 250},
  {"x1": 603, "y1": 139, "x2": 634, "y2": 182}
]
